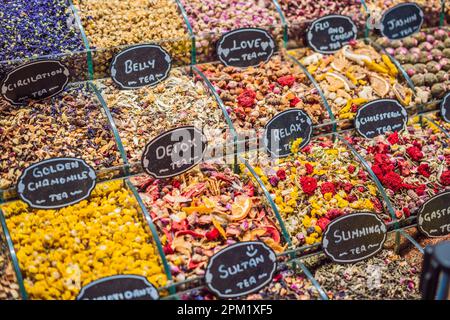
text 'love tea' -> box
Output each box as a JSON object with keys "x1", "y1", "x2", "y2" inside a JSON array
[{"x1": 217, "y1": 28, "x2": 275, "y2": 68}]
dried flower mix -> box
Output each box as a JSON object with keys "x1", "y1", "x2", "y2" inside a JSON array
[
  {"x1": 72, "y1": 0, "x2": 191, "y2": 76},
  {"x1": 1, "y1": 180, "x2": 167, "y2": 300},
  {"x1": 0, "y1": 84, "x2": 123, "y2": 190},
  {"x1": 248, "y1": 136, "x2": 388, "y2": 247},
  {"x1": 198, "y1": 54, "x2": 330, "y2": 134},
  {"x1": 132, "y1": 164, "x2": 286, "y2": 283},
  {"x1": 307, "y1": 249, "x2": 421, "y2": 300},
  {"x1": 294, "y1": 40, "x2": 418, "y2": 121},
  {"x1": 278, "y1": 0, "x2": 367, "y2": 49},
  {"x1": 0, "y1": 0, "x2": 85, "y2": 61},
  {"x1": 0, "y1": 228, "x2": 21, "y2": 300},
  {"x1": 376, "y1": 28, "x2": 450, "y2": 102},
  {"x1": 179, "y1": 0, "x2": 283, "y2": 63},
  {"x1": 344, "y1": 123, "x2": 450, "y2": 219},
  {"x1": 95, "y1": 69, "x2": 227, "y2": 164}
]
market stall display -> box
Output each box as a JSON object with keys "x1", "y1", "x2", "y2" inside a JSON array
[
  {"x1": 343, "y1": 122, "x2": 450, "y2": 219},
  {"x1": 246, "y1": 134, "x2": 390, "y2": 247},
  {"x1": 278, "y1": 0, "x2": 367, "y2": 49},
  {"x1": 178, "y1": 0, "x2": 284, "y2": 63},
  {"x1": 1, "y1": 0, "x2": 450, "y2": 302},
  {"x1": 1, "y1": 180, "x2": 168, "y2": 300},
  {"x1": 0, "y1": 83, "x2": 124, "y2": 190},
  {"x1": 72, "y1": 0, "x2": 192, "y2": 77},
  {"x1": 197, "y1": 54, "x2": 331, "y2": 135},
  {"x1": 94, "y1": 68, "x2": 228, "y2": 165},
  {"x1": 375, "y1": 28, "x2": 450, "y2": 103},
  {"x1": 132, "y1": 163, "x2": 286, "y2": 283},
  {"x1": 306, "y1": 249, "x2": 421, "y2": 299},
  {"x1": 291, "y1": 40, "x2": 418, "y2": 121}
]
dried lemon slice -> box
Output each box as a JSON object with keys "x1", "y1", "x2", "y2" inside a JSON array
[
  {"x1": 370, "y1": 73, "x2": 390, "y2": 97},
  {"x1": 393, "y1": 83, "x2": 412, "y2": 106},
  {"x1": 330, "y1": 52, "x2": 349, "y2": 72}
]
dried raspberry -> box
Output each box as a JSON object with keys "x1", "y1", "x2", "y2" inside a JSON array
[
  {"x1": 277, "y1": 75, "x2": 296, "y2": 87},
  {"x1": 305, "y1": 163, "x2": 314, "y2": 175},
  {"x1": 237, "y1": 89, "x2": 256, "y2": 108},
  {"x1": 387, "y1": 131, "x2": 399, "y2": 145},
  {"x1": 317, "y1": 217, "x2": 331, "y2": 231},
  {"x1": 348, "y1": 165, "x2": 356, "y2": 174},
  {"x1": 417, "y1": 163, "x2": 431, "y2": 178},
  {"x1": 406, "y1": 146, "x2": 423, "y2": 162},
  {"x1": 276, "y1": 169, "x2": 287, "y2": 180},
  {"x1": 290, "y1": 96, "x2": 301, "y2": 107},
  {"x1": 320, "y1": 182, "x2": 336, "y2": 196},
  {"x1": 440, "y1": 170, "x2": 450, "y2": 186}
]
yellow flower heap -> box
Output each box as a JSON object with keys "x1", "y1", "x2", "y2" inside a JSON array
[
  {"x1": 250, "y1": 137, "x2": 386, "y2": 246},
  {"x1": 1, "y1": 180, "x2": 167, "y2": 300}
]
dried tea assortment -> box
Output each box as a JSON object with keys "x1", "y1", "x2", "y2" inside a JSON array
[
  {"x1": 344, "y1": 123, "x2": 450, "y2": 220},
  {"x1": 198, "y1": 54, "x2": 331, "y2": 134},
  {"x1": 1, "y1": 180, "x2": 168, "y2": 300},
  {"x1": 178, "y1": 0, "x2": 284, "y2": 63},
  {"x1": 292, "y1": 40, "x2": 418, "y2": 121},
  {"x1": 72, "y1": 0, "x2": 191, "y2": 77},
  {"x1": 306, "y1": 249, "x2": 421, "y2": 300},
  {"x1": 375, "y1": 28, "x2": 450, "y2": 102},
  {"x1": 94, "y1": 69, "x2": 228, "y2": 165},
  {"x1": 278, "y1": 0, "x2": 367, "y2": 49},
  {"x1": 0, "y1": 226, "x2": 21, "y2": 300},
  {"x1": 247, "y1": 135, "x2": 389, "y2": 247},
  {"x1": 132, "y1": 163, "x2": 286, "y2": 283},
  {"x1": 0, "y1": 83, "x2": 123, "y2": 190}
]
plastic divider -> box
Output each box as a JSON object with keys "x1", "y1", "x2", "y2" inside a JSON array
[
  {"x1": 292, "y1": 260, "x2": 328, "y2": 300},
  {"x1": 126, "y1": 179, "x2": 175, "y2": 296},
  {"x1": 287, "y1": 54, "x2": 337, "y2": 132},
  {"x1": 68, "y1": 0, "x2": 94, "y2": 80},
  {"x1": 0, "y1": 208, "x2": 27, "y2": 300},
  {"x1": 272, "y1": 0, "x2": 289, "y2": 48},
  {"x1": 398, "y1": 229, "x2": 425, "y2": 254},
  {"x1": 173, "y1": 0, "x2": 196, "y2": 65},
  {"x1": 240, "y1": 157, "x2": 292, "y2": 247},
  {"x1": 423, "y1": 114, "x2": 450, "y2": 138},
  {"x1": 88, "y1": 81, "x2": 129, "y2": 170}
]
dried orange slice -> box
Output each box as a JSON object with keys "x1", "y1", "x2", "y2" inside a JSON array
[
  {"x1": 229, "y1": 195, "x2": 252, "y2": 221},
  {"x1": 330, "y1": 52, "x2": 348, "y2": 72},
  {"x1": 370, "y1": 74, "x2": 390, "y2": 97}
]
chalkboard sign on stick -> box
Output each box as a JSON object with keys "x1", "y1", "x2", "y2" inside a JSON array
[
  {"x1": 355, "y1": 99, "x2": 408, "y2": 138},
  {"x1": 141, "y1": 126, "x2": 207, "y2": 179},
  {"x1": 322, "y1": 212, "x2": 387, "y2": 263},
  {"x1": 217, "y1": 28, "x2": 275, "y2": 68},
  {"x1": 307, "y1": 15, "x2": 358, "y2": 54},
  {"x1": 417, "y1": 191, "x2": 450, "y2": 238},
  {"x1": 77, "y1": 275, "x2": 159, "y2": 300},
  {"x1": 205, "y1": 241, "x2": 277, "y2": 298},
  {"x1": 263, "y1": 109, "x2": 312, "y2": 158},
  {"x1": 1, "y1": 60, "x2": 70, "y2": 105},
  {"x1": 17, "y1": 157, "x2": 97, "y2": 209},
  {"x1": 110, "y1": 44, "x2": 172, "y2": 90},
  {"x1": 380, "y1": 3, "x2": 424, "y2": 40}
]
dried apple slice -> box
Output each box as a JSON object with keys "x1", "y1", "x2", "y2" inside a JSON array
[
  {"x1": 229, "y1": 195, "x2": 252, "y2": 221},
  {"x1": 393, "y1": 83, "x2": 412, "y2": 106}
]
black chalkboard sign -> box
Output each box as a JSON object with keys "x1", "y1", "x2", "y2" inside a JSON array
[
  {"x1": 17, "y1": 157, "x2": 97, "y2": 209},
  {"x1": 355, "y1": 99, "x2": 408, "y2": 138},
  {"x1": 1, "y1": 60, "x2": 69, "y2": 105},
  {"x1": 110, "y1": 44, "x2": 172, "y2": 90},
  {"x1": 141, "y1": 126, "x2": 207, "y2": 179},
  {"x1": 77, "y1": 275, "x2": 159, "y2": 300},
  {"x1": 307, "y1": 15, "x2": 358, "y2": 54},
  {"x1": 380, "y1": 2, "x2": 424, "y2": 40},
  {"x1": 217, "y1": 28, "x2": 276, "y2": 68},
  {"x1": 205, "y1": 241, "x2": 277, "y2": 298},
  {"x1": 322, "y1": 212, "x2": 387, "y2": 263},
  {"x1": 417, "y1": 191, "x2": 450, "y2": 238},
  {"x1": 263, "y1": 109, "x2": 312, "y2": 158},
  {"x1": 441, "y1": 92, "x2": 450, "y2": 123}
]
